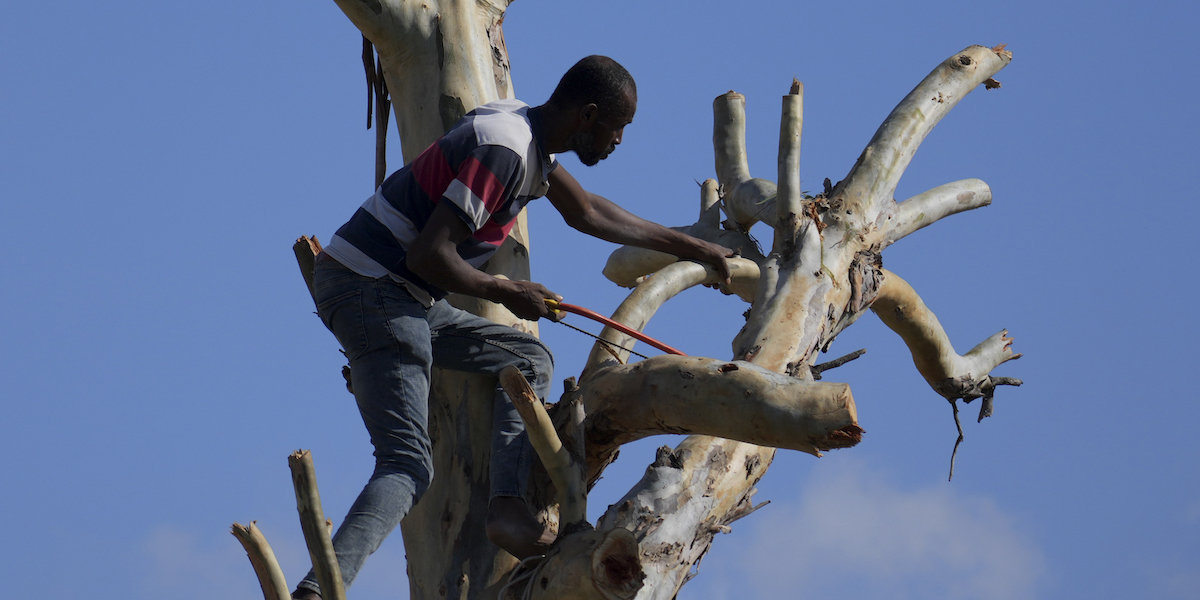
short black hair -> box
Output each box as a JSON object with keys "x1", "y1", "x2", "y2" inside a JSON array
[{"x1": 547, "y1": 55, "x2": 636, "y2": 115}]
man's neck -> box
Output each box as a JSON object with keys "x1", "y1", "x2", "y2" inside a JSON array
[{"x1": 528, "y1": 104, "x2": 573, "y2": 154}]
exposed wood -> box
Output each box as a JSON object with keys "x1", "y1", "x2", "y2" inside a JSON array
[
  {"x1": 292, "y1": 235, "x2": 322, "y2": 305},
  {"x1": 230, "y1": 521, "x2": 291, "y2": 600},
  {"x1": 288, "y1": 450, "x2": 346, "y2": 600}
]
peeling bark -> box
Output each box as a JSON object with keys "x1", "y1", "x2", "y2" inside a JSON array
[{"x1": 596, "y1": 437, "x2": 773, "y2": 599}]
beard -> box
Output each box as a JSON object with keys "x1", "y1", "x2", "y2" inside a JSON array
[{"x1": 566, "y1": 130, "x2": 614, "y2": 166}]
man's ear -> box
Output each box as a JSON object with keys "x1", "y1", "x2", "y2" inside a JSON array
[{"x1": 576, "y1": 103, "x2": 600, "y2": 126}]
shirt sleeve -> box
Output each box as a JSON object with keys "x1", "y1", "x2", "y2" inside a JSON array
[{"x1": 441, "y1": 144, "x2": 524, "y2": 233}]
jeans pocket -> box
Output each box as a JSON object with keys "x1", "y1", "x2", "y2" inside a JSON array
[{"x1": 317, "y1": 288, "x2": 369, "y2": 361}]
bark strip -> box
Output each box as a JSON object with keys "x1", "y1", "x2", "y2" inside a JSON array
[{"x1": 597, "y1": 437, "x2": 773, "y2": 600}]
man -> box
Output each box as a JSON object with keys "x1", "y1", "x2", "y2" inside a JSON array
[{"x1": 294, "y1": 55, "x2": 731, "y2": 599}]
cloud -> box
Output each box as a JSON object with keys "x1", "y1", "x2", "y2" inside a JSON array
[{"x1": 727, "y1": 459, "x2": 1045, "y2": 600}]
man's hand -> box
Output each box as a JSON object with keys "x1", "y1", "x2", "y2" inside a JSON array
[
  {"x1": 684, "y1": 239, "x2": 735, "y2": 285},
  {"x1": 495, "y1": 279, "x2": 564, "y2": 322}
]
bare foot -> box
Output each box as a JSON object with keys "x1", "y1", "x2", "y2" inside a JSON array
[{"x1": 486, "y1": 497, "x2": 555, "y2": 559}]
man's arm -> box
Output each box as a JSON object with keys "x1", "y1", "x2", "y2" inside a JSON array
[
  {"x1": 545, "y1": 166, "x2": 734, "y2": 283},
  {"x1": 407, "y1": 202, "x2": 561, "y2": 321}
]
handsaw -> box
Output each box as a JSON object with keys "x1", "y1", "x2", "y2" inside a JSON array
[{"x1": 544, "y1": 298, "x2": 686, "y2": 357}]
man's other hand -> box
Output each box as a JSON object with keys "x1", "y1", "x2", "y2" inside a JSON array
[
  {"x1": 689, "y1": 240, "x2": 735, "y2": 285},
  {"x1": 497, "y1": 280, "x2": 563, "y2": 322}
]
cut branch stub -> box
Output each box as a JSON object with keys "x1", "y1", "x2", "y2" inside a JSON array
[
  {"x1": 775, "y1": 79, "x2": 804, "y2": 244},
  {"x1": 231, "y1": 522, "x2": 291, "y2": 600},
  {"x1": 288, "y1": 450, "x2": 346, "y2": 600},
  {"x1": 499, "y1": 365, "x2": 587, "y2": 526},
  {"x1": 713, "y1": 91, "x2": 778, "y2": 232}
]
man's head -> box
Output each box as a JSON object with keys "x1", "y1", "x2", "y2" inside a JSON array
[{"x1": 547, "y1": 56, "x2": 637, "y2": 166}]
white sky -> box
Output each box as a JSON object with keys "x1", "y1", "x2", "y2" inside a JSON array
[{"x1": 2, "y1": 1, "x2": 1198, "y2": 598}]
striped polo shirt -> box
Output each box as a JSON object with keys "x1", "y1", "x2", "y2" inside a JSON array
[{"x1": 323, "y1": 100, "x2": 557, "y2": 306}]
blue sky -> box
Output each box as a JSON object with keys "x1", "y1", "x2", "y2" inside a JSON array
[{"x1": 2, "y1": 1, "x2": 1197, "y2": 598}]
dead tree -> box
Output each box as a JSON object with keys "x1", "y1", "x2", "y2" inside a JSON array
[{"x1": 233, "y1": 2, "x2": 1020, "y2": 599}]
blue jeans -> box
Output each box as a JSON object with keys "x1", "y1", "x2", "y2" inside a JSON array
[{"x1": 297, "y1": 257, "x2": 553, "y2": 595}]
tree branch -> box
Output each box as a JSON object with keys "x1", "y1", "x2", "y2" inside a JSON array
[
  {"x1": 712, "y1": 92, "x2": 777, "y2": 232},
  {"x1": 230, "y1": 522, "x2": 291, "y2": 600},
  {"x1": 584, "y1": 261, "x2": 753, "y2": 373},
  {"x1": 499, "y1": 366, "x2": 587, "y2": 526},
  {"x1": 288, "y1": 450, "x2": 346, "y2": 600},
  {"x1": 602, "y1": 180, "x2": 763, "y2": 302},
  {"x1": 870, "y1": 269, "x2": 1021, "y2": 402},
  {"x1": 830, "y1": 45, "x2": 1012, "y2": 229},
  {"x1": 885, "y1": 179, "x2": 992, "y2": 245},
  {"x1": 775, "y1": 80, "x2": 804, "y2": 243},
  {"x1": 579, "y1": 355, "x2": 860, "y2": 483},
  {"x1": 332, "y1": 0, "x2": 515, "y2": 162}
]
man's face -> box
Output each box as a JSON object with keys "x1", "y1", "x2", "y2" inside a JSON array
[{"x1": 568, "y1": 92, "x2": 636, "y2": 166}]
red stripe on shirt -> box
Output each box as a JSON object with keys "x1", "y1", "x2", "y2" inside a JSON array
[
  {"x1": 474, "y1": 218, "x2": 516, "y2": 246},
  {"x1": 411, "y1": 141, "x2": 455, "y2": 203},
  {"x1": 455, "y1": 155, "x2": 508, "y2": 215}
]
